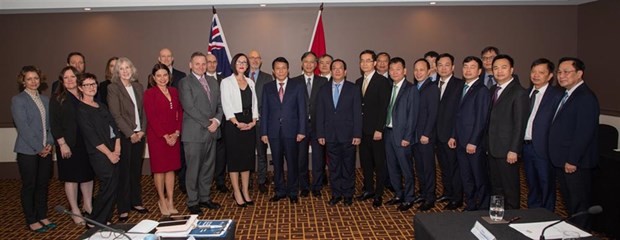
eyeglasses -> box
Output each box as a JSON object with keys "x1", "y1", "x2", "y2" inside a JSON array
[
  {"x1": 557, "y1": 70, "x2": 576, "y2": 75},
  {"x1": 236, "y1": 61, "x2": 248, "y2": 66},
  {"x1": 81, "y1": 83, "x2": 97, "y2": 88}
]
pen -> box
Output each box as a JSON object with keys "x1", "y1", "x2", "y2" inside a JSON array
[{"x1": 507, "y1": 216, "x2": 521, "y2": 224}]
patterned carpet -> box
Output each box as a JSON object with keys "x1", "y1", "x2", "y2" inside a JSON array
[{"x1": 0, "y1": 165, "x2": 589, "y2": 240}]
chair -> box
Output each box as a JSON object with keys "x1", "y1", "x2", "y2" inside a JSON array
[{"x1": 591, "y1": 124, "x2": 619, "y2": 238}]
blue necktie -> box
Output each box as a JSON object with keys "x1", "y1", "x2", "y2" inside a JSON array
[
  {"x1": 462, "y1": 84, "x2": 470, "y2": 99},
  {"x1": 553, "y1": 92, "x2": 569, "y2": 120},
  {"x1": 333, "y1": 83, "x2": 341, "y2": 108}
]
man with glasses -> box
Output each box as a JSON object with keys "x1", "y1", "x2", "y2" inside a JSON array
[{"x1": 480, "y1": 46, "x2": 499, "y2": 89}]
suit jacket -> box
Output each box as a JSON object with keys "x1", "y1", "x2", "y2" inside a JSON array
[
  {"x1": 415, "y1": 79, "x2": 440, "y2": 142},
  {"x1": 50, "y1": 92, "x2": 81, "y2": 147},
  {"x1": 355, "y1": 72, "x2": 391, "y2": 135},
  {"x1": 549, "y1": 83, "x2": 599, "y2": 169},
  {"x1": 260, "y1": 79, "x2": 307, "y2": 139},
  {"x1": 316, "y1": 80, "x2": 362, "y2": 143},
  {"x1": 436, "y1": 76, "x2": 464, "y2": 143},
  {"x1": 487, "y1": 80, "x2": 529, "y2": 157},
  {"x1": 107, "y1": 81, "x2": 147, "y2": 137},
  {"x1": 453, "y1": 79, "x2": 490, "y2": 148},
  {"x1": 528, "y1": 85, "x2": 562, "y2": 159},
  {"x1": 178, "y1": 73, "x2": 223, "y2": 142},
  {"x1": 387, "y1": 80, "x2": 419, "y2": 144},
  {"x1": 11, "y1": 91, "x2": 54, "y2": 154},
  {"x1": 249, "y1": 70, "x2": 273, "y2": 117},
  {"x1": 170, "y1": 68, "x2": 188, "y2": 89},
  {"x1": 291, "y1": 74, "x2": 328, "y2": 131}
]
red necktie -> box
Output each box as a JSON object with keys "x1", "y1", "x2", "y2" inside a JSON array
[{"x1": 278, "y1": 82, "x2": 284, "y2": 102}]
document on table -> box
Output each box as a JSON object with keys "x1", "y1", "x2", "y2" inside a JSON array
[
  {"x1": 471, "y1": 221, "x2": 496, "y2": 240},
  {"x1": 509, "y1": 221, "x2": 592, "y2": 239},
  {"x1": 83, "y1": 231, "x2": 156, "y2": 240}
]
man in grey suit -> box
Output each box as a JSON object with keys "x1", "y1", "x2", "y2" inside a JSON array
[
  {"x1": 248, "y1": 50, "x2": 273, "y2": 193},
  {"x1": 178, "y1": 52, "x2": 223, "y2": 214},
  {"x1": 486, "y1": 54, "x2": 529, "y2": 210}
]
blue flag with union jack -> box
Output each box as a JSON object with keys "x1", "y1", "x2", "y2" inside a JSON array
[{"x1": 208, "y1": 13, "x2": 232, "y2": 77}]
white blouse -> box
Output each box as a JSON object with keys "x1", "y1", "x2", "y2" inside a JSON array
[{"x1": 220, "y1": 74, "x2": 259, "y2": 120}]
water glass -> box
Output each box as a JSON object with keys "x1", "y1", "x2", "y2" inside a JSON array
[{"x1": 489, "y1": 195, "x2": 504, "y2": 221}]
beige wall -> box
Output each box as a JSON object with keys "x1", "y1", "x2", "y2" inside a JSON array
[{"x1": 0, "y1": 5, "x2": 581, "y2": 126}]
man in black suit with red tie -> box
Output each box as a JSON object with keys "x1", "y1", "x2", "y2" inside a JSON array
[
  {"x1": 355, "y1": 50, "x2": 391, "y2": 208},
  {"x1": 434, "y1": 53, "x2": 465, "y2": 210},
  {"x1": 549, "y1": 57, "x2": 599, "y2": 230},
  {"x1": 316, "y1": 59, "x2": 362, "y2": 207},
  {"x1": 486, "y1": 54, "x2": 529, "y2": 210},
  {"x1": 522, "y1": 58, "x2": 562, "y2": 212},
  {"x1": 292, "y1": 51, "x2": 328, "y2": 198}
]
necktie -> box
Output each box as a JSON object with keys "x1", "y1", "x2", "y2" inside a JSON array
[
  {"x1": 439, "y1": 80, "x2": 445, "y2": 99},
  {"x1": 553, "y1": 92, "x2": 569, "y2": 120},
  {"x1": 306, "y1": 77, "x2": 312, "y2": 96},
  {"x1": 529, "y1": 89, "x2": 539, "y2": 113},
  {"x1": 492, "y1": 86, "x2": 502, "y2": 105},
  {"x1": 361, "y1": 76, "x2": 369, "y2": 96},
  {"x1": 278, "y1": 82, "x2": 285, "y2": 102},
  {"x1": 386, "y1": 84, "x2": 398, "y2": 126},
  {"x1": 333, "y1": 83, "x2": 341, "y2": 108},
  {"x1": 487, "y1": 75, "x2": 495, "y2": 88},
  {"x1": 462, "y1": 84, "x2": 470, "y2": 99},
  {"x1": 198, "y1": 76, "x2": 211, "y2": 101},
  {"x1": 250, "y1": 71, "x2": 256, "y2": 81}
]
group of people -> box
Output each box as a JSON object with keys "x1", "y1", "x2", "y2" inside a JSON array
[{"x1": 11, "y1": 45, "x2": 599, "y2": 233}]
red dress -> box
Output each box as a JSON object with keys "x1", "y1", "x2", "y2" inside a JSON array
[{"x1": 144, "y1": 87, "x2": 182, "y2": 173}]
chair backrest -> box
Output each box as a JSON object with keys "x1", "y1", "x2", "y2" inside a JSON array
[{"x1": 599, "y1": 124, "x2": 619, "y2": 152}]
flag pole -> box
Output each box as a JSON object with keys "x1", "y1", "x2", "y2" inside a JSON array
[{"x1": 308, "y1": 3, "x2": 323, "y2": 51}]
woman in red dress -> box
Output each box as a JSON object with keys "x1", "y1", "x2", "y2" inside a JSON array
[{"x1": 144, "y1": 63, "x2": 182, "y2": 216}]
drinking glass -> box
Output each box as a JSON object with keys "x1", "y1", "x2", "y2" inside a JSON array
[{"x1": 489, "y1": 195, "x2": 504, "y2": 221}]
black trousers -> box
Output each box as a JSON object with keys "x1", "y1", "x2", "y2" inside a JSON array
[
  {"x1": 359, "y1": 134, "x2": 386, "y2": 198},
  {"x1": 436, "y1": 141, "x2": 462, "y2": 202},
  {"x1": 488, "y1": 155, "x2": 520, "y2": 210},
  {"x1": 214, "y1": 137, "x2": 227, "y2": 186},
  {"x1": 413, "y1": 142, "x2": 437, "y2": 202},
  {"x1": 16, "y1": 153, "x2": 52, "y2": 225},
  {"x1": 270, "y1": 134, "x2": 299, "y2": 197},
  {"x1": 326, "y1": 142, "x2": 356, "y2": 198},
  {"x1": 255, "y1": 121, "x2": 269, "y2": 185},
  {"x1": 90, "y1": 152, "x2": 119, "y2": 224},
  {"x1": 117, "y1": 134, "x2": 145, "y2": 213},
  {"x1": 557, "y1": 167, "x2": 593, "y2": 231}
]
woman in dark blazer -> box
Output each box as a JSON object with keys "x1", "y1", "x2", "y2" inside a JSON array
[
  {"x1": 50, "y1": 66, "x2": 95, "y2": 225},
  {"x1": 107, "y1": 57, "x2": 148, "y2": 221},
  {"x1": 77, "y1": 73, "x2": 121, "y2": 226},
  {"x1": 11, "y1": 65, "x2": 56, "y2": 233}
]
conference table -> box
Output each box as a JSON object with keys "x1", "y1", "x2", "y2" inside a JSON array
[{"x1": 414, "y1": 208, "x2": 599, "y2": 239}]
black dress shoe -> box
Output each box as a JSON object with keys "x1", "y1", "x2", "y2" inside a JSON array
[
  {"x1": 343, "y1": 197, "x2": 353, "y2": 206},
  {"x1": 419, "y1": 202, "x2": 435, "y2": 211},
  {"x1": 413, "y1": 196, "x2": 426, "y2": 204},
  {"x1": 312, "y1": 190, "x2": 322, "y2": 198},
  {"x1": 187, "y1": 205, "x2": 203, "y2": 215},
  {"x1": 118, "y1": 213, "x2": 129, "y2": 223},
  {"x1": 269, "y1": 195, "x2": 285, "y2": 202},
  {"x1": 258, "y1": 183, "x2": 268, "y2": 193},
  {"x1": 242, "y1": 193, "x2": 254, "y2": 205},
  {"x1": 289, "y1": 196, "x2": 299, "y2": 204},
  {"x1": 329, "y1": 196, "x2": 343, "y2": 206},
  {"x1": 398, "y1": 202, "x2": 414, "y2": 211},
  {"x1": 235, "y1": 201, "x2": 247, "y2": 208},
  {"x1": 300, "y1": 189, "x2": 310, "y2": 197},
  {"x1": 444, "y1": 201, "x2": 463, "y2": 210},
  {"x1": 386, "y1": 197, "x2": 402, "y2": 205},
  {"x1": 199, "y1": 200, "x2": 221, "y2": 210},
  {"x1": 131, "y1": 206, "x2": 149, "y2": 214},
  {"x1": 372, "y1": 197, "x2": 383, "y2": 208},
  {"x1": 356, "y1": 192, "x2": 375, "y2": 201},
  {"x1": 436, "y1": 195, "x2": 451, "y2": 203},
  {"x1": 216, "y1": 185, "x2": 230, "y2": 193}
]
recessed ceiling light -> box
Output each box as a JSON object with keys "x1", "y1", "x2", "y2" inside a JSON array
[
  {"x1": 430, "y1": 2, "x2": 436, "y2": 5},
  {"x1": 260, "y1": 4, "x2": 267, "y2": 7},
  {"x1": 84, "y1": 7, "x2": 91, "y2": 11}
]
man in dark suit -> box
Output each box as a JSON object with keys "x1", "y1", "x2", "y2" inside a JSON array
[
  {"x1": 412, "y1": 58, "x2": 440, "y2": 211},
  {"x1": 434, "y1": 53, "x2": 465, "y2": 210},
  {"x1": 248, "y1": 50, "x2": 273, "y2": 193},
  {"x1": 523, "y1": 58, "x2": 562, "y2": 212},
  {"x1": 316, "y1": 59, "x2": 362, "y2": 207},
  {"x1": 158, "y1": 48, "x2": 188, "y2": 89},
  {"x1": 549, "y1": 57, "x2": 599, "y2": 230},
  {"x1": 318, "y1": 54, "x2": 333, "y2": 80},
  {"x1": 354, "y1": 50, "x2": 391, "y2": 207},
  {"x1": 480, "y1": 46, "x2": 499, "y2": 89},
  {"x1": 205, "y1": 53, "x2": 229, "y2": 193},
  {"x1": 375, "y1": 52, "x2": 390, "y2": 78},
  {"x1": 423, "y1": 51, "x2": 439, "y2": 82},
  {"x1": 261, "y1": 57, "x2": 307, "y2": 204},
  {"x1": 383, "y1": 57, "x2": 419, "y2": 211},
  {"x1": 52, "y1": 52, "x2": 86, "y2": 94},
  {"x1": 487, "y1": 54, "x2": 529, "y2": 210},
  {"x1": 178, "y1": 52, "x2": 223, "y2": 214},
  {"x1": 449, "y1": 56, "x2": 491, "y2": 211},
  {"x1": 292, "y1": 51, "x2": 328, "y2": 198}
]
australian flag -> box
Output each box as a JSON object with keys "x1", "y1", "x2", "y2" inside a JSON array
[{"x1": 208, "y1": 13, "x2": 232, "y2": 77}]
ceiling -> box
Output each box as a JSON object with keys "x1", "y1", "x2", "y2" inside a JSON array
[{"x1": 0, "y1": 0, "x2": 597, "y2": 14}]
